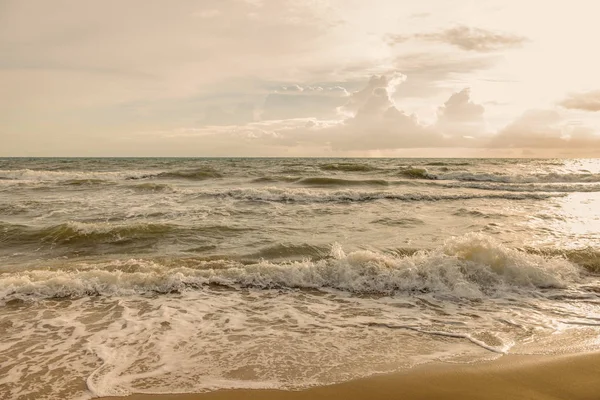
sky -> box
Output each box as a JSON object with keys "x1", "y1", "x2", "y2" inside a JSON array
[{"x1": 1, "y1": 0, "x2": 600, "y2": 157}]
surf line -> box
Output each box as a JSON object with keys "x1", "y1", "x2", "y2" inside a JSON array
[{"x1": 365, "y1": 322, "x2": 512, "y2": 354}]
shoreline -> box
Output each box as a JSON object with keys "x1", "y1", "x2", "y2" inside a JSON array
[{"x1": 102, "y1": 351, "x2": 600, "y2": 400}]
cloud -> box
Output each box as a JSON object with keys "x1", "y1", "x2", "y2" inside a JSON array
[
  {"x1": 237, "y1": 74, "x2": 477, "y2": 151},
  {"x1": 0, "y1": 0, "x2": 339, "y2": 110},
  {"x1": 340, "y1": 73, "x2": 406, "y2": 115},
  {"x1": 261, "y1": 85, "x2": 349, "y2": 120},
  {"x1": 559, "y1": 90, "x2": 600, "y2": 112},
  {"x1": 325, "y1": 77, "x2": 442, "y2": 150},
  {"x1": 491, "y1": 109, "x2": 600, "y2": 148},
  {"x1": 391, "y1": 25, "x2": 527, "y2": 52},
  {"x1": 228, "y1": 81, "x2": 599, "y2": 154},
  {"x1": 391, "y1": 52, "x2": 496, "y2": 98},
  {"x1": 436, "y1": 88, "x2": 486, "y2": 137},
  {"x1": 141, "y1": 76, "x2": 495, "y2": 153},
  {"x1": 125, "y1": 73, "x2": 600, "y2": 157},
  {"x1": 169, "y1": 74, "x2": 448, "y2": 153}
]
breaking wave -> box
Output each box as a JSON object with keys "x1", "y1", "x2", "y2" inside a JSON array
[
  {"x1": 126, "y1": 182, "x2": 175, "y2": 192},
  {"x1": 435, "y1": 172, "x2": 600, "y2": 184},
  {"x1": 296, "y1": 177, "x2": 389, "y2": 187},
  {"x1": 319, "y1": 163, "x2": 377, "y2": 172},
  {"x1": 398, "y1": 167, "x2": 436, "y2": 180},
  {"x1": 0, "y1": 221, "x2": 255, "y2": 246},
  {"x1": 0, "y1": 167, "x2": 224, "y2": 184},
  {"x1": 424, "y1": 161, "x2": 472, "y2": 167},
  {"x1": 0, "y1": 234, "x2": 585, "y2": 301},
  {"x1": 244, "y1": 243, "x2": 331, "y2": 260},
  {"x1": 63, "y1": 179, "x2": 113, "y2": 186},
  {"x1": 437, "y1": 181, "x2": 600, "y2": 193},
  {"x1": 0, "y1": 221, "x2": 177, "y2": 245},
  {"x1": 128, "y1": 168, "x2": 223, "y2": 181},
  {"x1": 198, "y1": 188, "x2": 564, "y2": 203},
  {"x1": 155, "y1": 168, "x2": 223, "y2": 180},
  {"x1": 251, "y1": 176, "x2": 300, "y2": 184},
  {"x1": 392, "y1": 168, "x2": 600, "y2": 185}
]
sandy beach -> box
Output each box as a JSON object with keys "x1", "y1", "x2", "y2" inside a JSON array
[{"x1": 103, "y1": 352, "x2": 600, "y2": 400}]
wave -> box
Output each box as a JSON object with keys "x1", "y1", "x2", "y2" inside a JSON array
[
  {"x1": 63, "y1": 179, "x2": 113, "y2": 186},
  {"x1": 296, "y1": 177, "x2": 389, "y2": 187},
  {"x1": 244, "y1": 243, "x2": 330, "y2": 260},
  {"x1": 319, "y1": 163, "x2": 377, "y2": 172},
  {"x1": 155, "y1": 168, "x2": 223, "y2": 180},
  {"x1": 437, "y1": 181, "x2": 600, "y2": 193},
  {"x1": 398, "y1": 167, "x2": 436, "y2": 180},
  {"x1": 126, "y1": 182, "x2": 175, "y2": 192},
  {"x1": 424, "y1": 162, "x2": 472, "y2": 167},
  {"x1": 453, "y1": 208, "x2": 507, "y2": 219},
  {"x1": 0, "y1": 169, "x2": 152, "y2": 182},
  {"x1": 198, "y1": 188, "x2": 564, "y2": 203},
  {"x1": 435, "y1": 172, "x2": 600, "y2": 184},
  {"x1": 371, "y1": 217, "x2": 425, "y2": 226},
  {"x1": 126, "y1": 167, "x2": 223, "y2": 181},
  {"x1": 393, "y1": 168, "x2": 600, "y2": 184},
  {"x1": 524, "y1": 247, "x2": 600, "y2": 274},
  {"x1": 0, "y1": 167, "x2": 223, "y2": 183},
  {"x1": 251, "y1": 176, "x2": 300, "y2": 184},
  {"x1": 0, "y1": 204, "x2": 30, "y2": 215},
  {"x1": 0, "y1": 221, "x2": 177, "y2": 246},
  {"x1": 0, "y1": 233, "x2": 583, "y2": 301},
  {"x1": 0, "y1": 221, "x2": 256, "y2": 247}
]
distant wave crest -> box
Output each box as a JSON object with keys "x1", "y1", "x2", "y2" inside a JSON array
[
  {"x1": 319, "y1": 163, "x2": 377, "y2": 172},
  {"x1": 198, "y1": 187, "x2": 564, "y2": 203}
]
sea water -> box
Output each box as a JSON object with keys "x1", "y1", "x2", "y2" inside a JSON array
[{"x1": 1, "y1": 158, "x2": 599, "y2": 399}]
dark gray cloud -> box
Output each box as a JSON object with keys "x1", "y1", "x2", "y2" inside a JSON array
[
  {"x1": 391, "y1": 26, "x2": 527, "y2": 52},
  {"x1": 559, "y1": 90, "x2": 600, "y2": 112}
]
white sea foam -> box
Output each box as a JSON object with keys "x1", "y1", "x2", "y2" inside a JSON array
[
  {"x1": 1, "y1": 273, "x2": 596, "y2": 400},
  {"x1": 1, "y1": 234, "x2": 597, "y2": 400},
  {"x1": 0, "y1": 233, "x2": 581, "y2": 301}
]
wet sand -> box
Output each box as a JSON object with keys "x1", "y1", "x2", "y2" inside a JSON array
[{"x1": 104, "y1": 352, "x2": 600, "y2": 400}]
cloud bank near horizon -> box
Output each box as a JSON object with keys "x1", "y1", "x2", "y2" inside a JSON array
[
  {"x1": 1, "y1": 0, "x2": 600, "y2": 157},
  {"x1": 133, "y1": 73, "x2": 600, "y2": 157}
]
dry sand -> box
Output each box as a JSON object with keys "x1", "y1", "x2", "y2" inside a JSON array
[{"x1": 104, "y1": 352, "x2": 600, "y2": 400}]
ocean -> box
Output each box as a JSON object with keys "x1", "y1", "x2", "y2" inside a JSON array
[{"x1": 1, "y1": 157, "x2": 599, "y2": 399}]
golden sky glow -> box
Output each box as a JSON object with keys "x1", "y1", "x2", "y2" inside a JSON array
[{"x1": 1, "y1": 0, "x2": 600, "y2": 156}]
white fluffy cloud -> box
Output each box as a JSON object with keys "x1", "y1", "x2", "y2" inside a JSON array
[
  {"x1": 184, "y1": 73, "x2": 483, "y2": 152},
  {"x1": 185, "y1": 74, "x2": 600, "y2": 155},
  {"x1": 436, "y1": 88, "x2": 486, "y2": 137}
]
